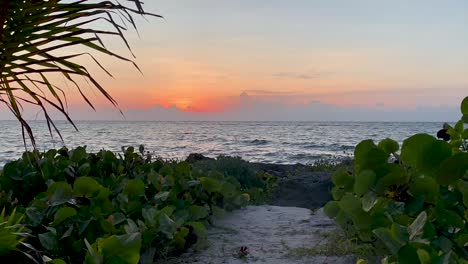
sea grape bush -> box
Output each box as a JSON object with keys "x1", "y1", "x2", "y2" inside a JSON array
[
  {"x1": 191, "y1": 155, "x2": 279, "y2": 204},
  {"x1": 0, "y1": 146, "x2": 269, "y2": 263},
  {"x1": 325, "y1": 96, "x2": 468, "y2": 264}
]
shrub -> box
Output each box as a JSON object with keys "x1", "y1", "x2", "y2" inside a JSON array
[
  {"x1": 191, "y1": 155, "x2": 278, "y2": 204},
  {"x1": 0, "y1": 146, "x2": 254, "y2": 263},
  {"x1": 325, "y1": 96, "x2": 468, "y2": 263}
]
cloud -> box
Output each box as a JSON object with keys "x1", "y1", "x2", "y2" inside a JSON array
[
  {"x1": 272, "y1": 71, "x2": 322, "y2": 80},
  {"x1": 1, "y1": 91, "x2": 461, "y2": 122}
]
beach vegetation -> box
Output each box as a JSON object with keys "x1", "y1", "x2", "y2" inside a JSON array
[
  {"x1": 325, "y1": 96, "x2": 468, "y2": 263},
  {"x1": 0, "y1": 145, "x2": 270, "y2": 263}
]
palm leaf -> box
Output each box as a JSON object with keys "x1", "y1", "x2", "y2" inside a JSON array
[{"x1": 0, "y1": 0, "x2": 160, "y2": 148}]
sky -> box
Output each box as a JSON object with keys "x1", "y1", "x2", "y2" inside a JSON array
[{"x1": 2, "y1": 0, "x2": 468, "y2": 121}]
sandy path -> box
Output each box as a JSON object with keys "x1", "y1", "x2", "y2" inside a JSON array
[{"x1": 169, "y1": 205, "x2": 356, "y2": 264}]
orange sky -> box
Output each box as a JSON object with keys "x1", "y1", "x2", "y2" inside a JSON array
[{"x1": 33, "y1": 1, "x2": 468, "y2": 118}]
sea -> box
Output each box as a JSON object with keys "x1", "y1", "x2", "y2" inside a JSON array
[{"x1": 0, "y1": 120, "x2": 444, "y2": 167}]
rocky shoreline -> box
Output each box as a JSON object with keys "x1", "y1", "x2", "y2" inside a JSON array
[{"x1": 187, "y1": 153, "x2": 341, "y2": 209}]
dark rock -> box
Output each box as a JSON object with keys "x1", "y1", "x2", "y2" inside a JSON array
[
  {"x1": 185, "y1": 153, "x2": 214, "y2": 163},
  {"x1": 269, "y1": 171, "x2": 332, "y2": 210}
]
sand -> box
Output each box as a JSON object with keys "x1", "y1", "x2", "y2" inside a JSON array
[{"x1": 167, "y1": 206, "x2": 356, "y2": 264}]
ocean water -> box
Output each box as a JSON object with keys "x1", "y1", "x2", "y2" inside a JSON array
[{"x1": 0, "y1": 121, "x2": 444, "y2": 166}]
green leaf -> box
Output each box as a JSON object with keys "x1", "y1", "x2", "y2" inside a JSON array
[
  {"x1": 461, "y1": 96, "x2": 468, "y2": 115},
  {"x1": 435, "y1": 153, "x2": 468, "y2": 185},
  {"x1": 123, "y1": 179, "x2": 145, "y2": 198},
  {"x1": 175, "y1": 162, "x2": 191, "y2": 178},
  {"x1": 401, "y1": 134, "x2": 452, "y2": 173},
  {"x1": 408, "y1": 211, "x2": 427, "y2": 241},
  {"x1": 373, "y1": 227, "x2": 403, "y2": 255},
  {"x1": 378, "y1": 138, "x2": 399, "y2": 155},
  {"x1": 142, "y1": 207, "x2": 157, "y2": 227},
  {"x1": 51, "y1": 260, "x2": 67, "y2": 264},
  {"x1": 189, "y1": 205, "x2": 209, "y2": 221},
  {"x1": 339, "y1": 194, "x2": 362, "y2": 217},
  {"x1": 398, "y1": 245, "x2": 421, "y2": 264},
  {"x1": 52, "y1": 207, "x2": 77, "y2": 226},
  {"x1": 39, "y1": 232, "x2": 58, "y2": 251},
  {"x1": 409, "y1": 176, "x2": 439, "y2": 203},
  {"x1": 354, "y1": 170, "x2": 376, "y2": 196},
  {"x1": 324, "y1": 201, "x2": 340, "y2": 218},
  {"x1": 173, "y1": 227, "x2": 190, "y2": 249},
  {"x1": 354, "y1": 140, "x2": 388, "y2": 174},
  {"x1": 74, "y1": 177, "x2": 101, "y2": 197},
  {"x1": 46, "y1": 182, "x2": 73, "y2": 206},
  {"x1": 95, "y1": 233, "x2": 142, "y2": 264},
  {"x1": 154, "y1": 191, "x2": 170, "y2": 202},
  {"x1": 200, "y1": 177, "x2": 222, "y2": 193},
  {"x1": 462, "y1": 129, "x2": 468, "y2": 139},
  {"x1": 158, "y1": 213, "x2": 176, "y2": 239},
  {"x1": 454, "y1": 233, "x2": 468, "y2": 247},
  {"x1": 331, "y1": 186, "x2": 345, "y2": 200},
  {"x1": 331, "y1": 169, "x2": 354, "y2": 191},
  {"x1": 70, "y1": 147, "x2": 87, "y2": 162},
  {"x1": 78, "y1": 163, "x2": 91, "y2": 176}
]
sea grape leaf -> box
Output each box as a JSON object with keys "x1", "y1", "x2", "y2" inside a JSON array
[
  {"x1": 454, "y1": 120, "x2": 464, "y2": 133},
  {"x1": 173, "y1": 227, "x2": 189, "y2": 249},
  {"x1": 124, "y1": 179, "x2": 145, "y2": 198},
  {"x1": 361, "y1": 191, "x2": 379, "y2": 212},
  {"x1": 416, "y1": 249, "x2": 431, "y2": 264},
  {"x1": 189, "y1": 205, "x2": 209, "y2": 221},
  {"x1": 454, "y1": 233, "x2": 468, "y2": 247},
  {"x1": 391, "y1": 223, "x2": 410, "y2": 244},
  {"x1": 200, "y1": 177, "x2": 222, "y2": 193},
  {"x1": 373, "y1": 227, "x2": 403, "y2": 255},
  {"x1": 409, "y1": 176, "x2": 439, "y2": 204},
  {"x1": 408, "y1": 211, "x2": 427, "y2": 241},
  {"x1": 331, "y1": 187, "x2": 345, "y2": 200},
  {"x1": 70, "y1": 146, "x2": 87, "y2": 162},
  {"x1": 354, "y1": 140, "x2": 388, "y2": 174},
  {"x1": 339, "y1": 194, "x2": 361, "y2": 218},
  {"x1": 398, "y1": 245, "x2": 421, "y2": 264},
  {"x1": 142, "y1": 207, "x2": 157, "y2": 227},
  {"x1": 461, "y1": 96, "x2": 468, "y2": 115},
  {"x1": 462, "y1": 129, "x2": 468, "y2": 139},
  {"x1": 175, "y1": 162, "x2": 191, "y2": 178},
  {"x1": 46, "y1": 182, "x2": 73, "y2": 206},
  {"x1": 39, "y1": 232, "x2": 58, "y2": 251},
  {"x1": 324, "y1": 201, "x2": 340, "y2": 218},
  {"x1": 354, "y1": 170, "x2": 376, "y2": 196},
  {"x1": 61, "y1": 225, "x2": 74, "y2": 239},
  {"x1": 212, "y1": 206, "x2": 226, "y2": 218},
  {"x1": 435, "y1": 153, "x2": 468, "y2": 185},
  {"x1": 158, "y1": 213, "x2": 176, "y2": 239},
  {"x1": 463, "y1": 115, "x2": 468, "y2": 124},
  {"x1": 186, "y1": 221, "x2": 206, "y2": 238},
  {"x1": 331, "y1": 169, "x2": 354, "y2": 191},
  {"x1": 96, "y1": 233, "x2": 142, "y2": 264},
  {"x1": 78, "y1": 163, "x2": 91, "y2": 176},
  {"x1": 50, "y1": 260, "x2": 67, "y2": 264},
  {"x1": 401, "y1": 134, "x2": 452, "y2": 173},
  {"x1": 74, "y1": 177, "x2": 100, "y2": 197},
  {"x1": 433, "y1": 236, "x2": 453, "y2": 253},
  {"x1": 378, "y1": 138, "x2": 399, "y2": 155},
  {"x1": 221, "y1": 182, "x2": 238, "y2": 199},
  {"x1": 52, "y1": 207, "x2": 77, "y2": 226},
  {"x1": 154, "y1": 191, "x2": 170, "y2": 202}
]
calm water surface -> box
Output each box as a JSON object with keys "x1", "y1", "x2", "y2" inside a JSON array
[{"x1": 0, "y1": 121, "x2": 444, "y2": 166}]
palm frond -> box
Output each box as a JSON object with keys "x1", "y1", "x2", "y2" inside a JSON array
[{"x1": 0, "y1": 0, "x2": 160, "y2": 148}]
